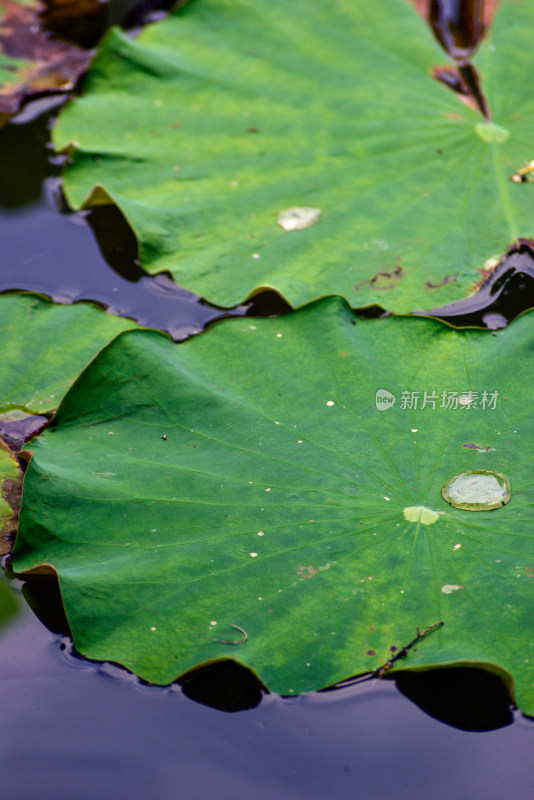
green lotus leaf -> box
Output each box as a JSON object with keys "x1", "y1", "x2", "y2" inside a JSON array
[
  {"x1": 0, "y1": 575, "x2": 18, "y2": 628},
  {"x1": 12, "y1": 298, "x2": 534, "y2": 711},
  {"x1": 53, "y1": 0, "x2": 534, "y2": 310},
  {"x1": 0, "y1": 293, "x2": 139, "y2": 415}
]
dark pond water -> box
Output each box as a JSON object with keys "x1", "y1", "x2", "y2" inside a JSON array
[
  {"x1": 2, "y1": 596, "x2": 534, "y2": 800},
  {"x1": 1, "y1": 68, "x2": 534, "y2": 800}
]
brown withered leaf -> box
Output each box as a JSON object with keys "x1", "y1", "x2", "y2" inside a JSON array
[
  {"x1": 0, "y1": 411, "x2": 48, "y2": 556},
  {"x1": 42, "y1": 0, "x2": 109, "y2": 49},
  {"x1": 0, "y1": 440, "x2": 22, "y2": 557},
  {"x1": 0, "y1": 0, "x2": 90, "y2": 122}
]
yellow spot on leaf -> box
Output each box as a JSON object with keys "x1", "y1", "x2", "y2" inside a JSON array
[{"x1": 403, "y1": 506, "x2": 439, "y2": 525}]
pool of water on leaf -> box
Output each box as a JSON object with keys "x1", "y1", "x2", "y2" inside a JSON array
[{"x1": 1, "y1": 98, "x2": 534, "y2": 800}]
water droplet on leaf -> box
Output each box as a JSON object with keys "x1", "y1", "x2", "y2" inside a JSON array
[{"x1": 441, "y1": 470, "x2": 511, "y2": 511}]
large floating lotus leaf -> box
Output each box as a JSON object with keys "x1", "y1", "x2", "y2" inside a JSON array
[
  {"x1": 0, "y1": 293, "x2": 138, "y2": 414},
  {"x1": 53, "y1": 0, "x2": 534, "y2": 310},
  {"x1": 12, "y1": 298, "x2": 534, "y2": 711}
]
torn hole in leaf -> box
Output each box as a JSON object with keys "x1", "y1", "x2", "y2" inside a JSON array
[
  {"x1": 413, "y1": 239, "x2": 534, "y2": 329},
  {"x1": 410, "y1": 0, "x2": 500, "y2": 60},
  {"x1": 432, "y1": 63, "x2": 487, "y2": 116},
  {"x1": 433, "y1": 64, "x2": 470, "y2": 98},
  {"x1": 410, "y1": 0, "x2": 500, "y2": 118}
]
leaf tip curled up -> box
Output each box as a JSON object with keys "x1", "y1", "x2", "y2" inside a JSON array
[{"x1": 80, "y1": 184, "x2": 115, "y2": 210}]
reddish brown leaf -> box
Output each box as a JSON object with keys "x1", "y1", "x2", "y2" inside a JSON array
[{"x1": 0, "y1": 0, "x2": 90, "y2": 120}]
